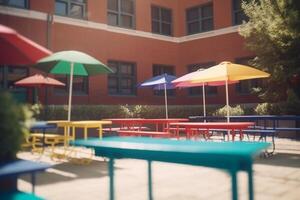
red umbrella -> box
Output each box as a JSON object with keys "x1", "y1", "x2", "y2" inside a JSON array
[
  {"x1": 15, "y1": 74, "x2": 65, "y2": 109},
  {"x1": 0, "y1": 24, "x2": 52, "y2": 65},
  {"x1": 15, "y1": 74, "x2": 65, "y2": 87}
]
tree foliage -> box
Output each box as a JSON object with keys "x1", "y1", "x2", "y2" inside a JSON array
[
  {"x1": 0, "y1": 92, "x2": 33, "y2": 161},
  {"x1": 239, "y1": 0, "x2": 300, "y2": 104}
]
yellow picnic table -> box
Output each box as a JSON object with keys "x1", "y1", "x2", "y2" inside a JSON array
[
  {"x1": 47, "y1": 120, "x2": 72, "y2": 146},
  {"x1": 69, "y1": 120, "x2": 112, "y2": 140},
  {"x1": 46, "y1": 120, "x2": 112, "y2": 164},
  {"x1": 48, "y1": 120, "x2": 112, "y2": 141}
]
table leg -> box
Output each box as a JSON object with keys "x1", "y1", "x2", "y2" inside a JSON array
[
  {"x1": 231, "y1": 129, "x2": 235, "y2": 141},
  {"x1": 176, "y1": 125, "x2": 180, "y2": 139},
  {"x1": 72, "y1": 126, "x2": 76, "y2": 140},
  {"x1": 84, "y1": 127, "x2": 88, "y2": 139},
  {"x1": 148, "y1": 160, "x2": 153, "y2": 200},
  {"x1": 186, "y1": 127, "x2": 191, "y2": 139},
  {"x1": 31, "y1": 173, "x2": 36, "y2": 194},
  {"x1": 99, "y1": 125, "x2": 103, "y2": 139},
  {"x1": 248, "y1": 166, "x2": 254, "y2": 200},
  {"x1": 239, "y1": 129, "x2": 243, "y2": 141},
  {"x1": 64, "y1": 126, "x2": 68, "y2": 147},
  {"x1": 231, "y1": 169, "x2": 238, "y2": 200},
  {"x1": 109, "y1": 158, "x2": 115, "y2": 200}
]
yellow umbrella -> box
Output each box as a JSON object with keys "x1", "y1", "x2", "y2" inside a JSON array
[{"x1": 190, "y1": 61, "x2": 270, "y2": 122}]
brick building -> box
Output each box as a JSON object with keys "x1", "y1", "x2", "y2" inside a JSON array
[{"x1": 0, "y1": 0, "x2": 262, "y2": 106}]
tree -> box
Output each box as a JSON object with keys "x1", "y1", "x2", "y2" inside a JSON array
[{"x1": 239, "y1": 0, "x2": 300, "y2": 105}]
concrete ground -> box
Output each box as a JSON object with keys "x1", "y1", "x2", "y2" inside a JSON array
[{"x1": 17, "y1": 137, "x2": 300, "y2": 200}]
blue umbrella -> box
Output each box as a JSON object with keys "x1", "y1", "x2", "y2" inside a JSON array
[{"x1": 139, "y1": 73, "x2": 177, "y2": 118}]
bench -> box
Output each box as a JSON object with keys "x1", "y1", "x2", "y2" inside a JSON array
[
  {"x1": 118, "y1": 130, "x2": 171, "y2": 138},
  {"x1": 242, "y1": 129, "x2": 277, "y2": 155},
  {"x1": 275, "y1": 127, "x2": 300, "y2": 132},
  {"x1": 0, "y1": 191, "x2": 44, "y2": 200},
  {"x1": 103, "y1": 126, "x2": 149, "y2": 133},
  {"x1": 166, "y1": 127, "x2": 208, "y2": 139}
]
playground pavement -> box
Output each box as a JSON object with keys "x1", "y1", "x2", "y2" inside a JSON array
[{"x1": 18, "y1": 137, "x2": 300, "y2": 200}]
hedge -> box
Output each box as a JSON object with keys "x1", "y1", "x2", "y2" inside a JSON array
[{"x1": 34, "y1": 103, "x2": 261, "y2": 121}]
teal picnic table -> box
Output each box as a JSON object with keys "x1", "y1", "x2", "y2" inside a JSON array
[{"x1": 73, "y1": 137, "x2": 269, "y2": 200}]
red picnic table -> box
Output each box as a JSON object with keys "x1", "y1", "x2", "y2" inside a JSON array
[
  {"x1": 104, "y1": 118, "x2": 189, "y2": 137},
  {"x1": 169, "y1": 122, "x2": 254, "y2": 141}
]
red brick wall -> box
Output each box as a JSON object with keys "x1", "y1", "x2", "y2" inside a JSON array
[{"x1": 0, "y1": 0, "x2": 261, "y2": 106}]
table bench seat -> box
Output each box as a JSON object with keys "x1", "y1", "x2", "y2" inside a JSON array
[
  {"x1": 0, "y1": 191, "x2": 44, "y2": 200},
  {"x1": 103, "y1": 126, "x2": 149, "y2": 132},
  {"x1": 275, "y1": 127, "x2": 300, "y2": 132},
  {"x1": 118, "y1": 130, "x2": 171, "y2": 138}
]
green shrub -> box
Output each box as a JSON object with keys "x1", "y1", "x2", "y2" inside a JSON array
[
  {"x1": 40, "y1": 104, "x2": 222, "y2": 120},
  {"x1": 254, "y1": 103, "x2": 269, "y2": 115},
  {"x1": 0, "y1": 92, "x2": 33, "y2": 161},
  {"x1": 213, "y1": 105, "x2": 244, "y2": 116}
]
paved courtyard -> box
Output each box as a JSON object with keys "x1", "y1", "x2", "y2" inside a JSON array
[{"x1": 18, "y1": 137, "x2": 300, "y2": 200}]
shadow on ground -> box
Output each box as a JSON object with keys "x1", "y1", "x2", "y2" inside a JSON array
[
  {"x1": 255, "y1": 152, "x2": 300, "y2": 168},
  {"x1": 20, "y1": 159, "x2": 123, "y2": 185}
]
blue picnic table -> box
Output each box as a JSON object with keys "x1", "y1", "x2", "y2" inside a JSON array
[
  {"x1": 73, "y1": 137, "x2": 269, "y2": 200},
  {"x1": 30, "y1": 121, "x2": 57, "y2": 148},
  {"x1": 0, "y1": 159, "x2": 51, "y2": 199}
]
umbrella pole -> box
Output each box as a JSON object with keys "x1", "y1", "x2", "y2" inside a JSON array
[
  {"x1": 225, "y1": 79, "x2": 230, "y2": 122},
  {"x1": 44, "y1": 87, "x2": 48, "y2": 120},
  {"x1": 164, "y1": 83, "x2": 168, "y2": 119},
  {"x1": 67, "y1": 62, "x2": 74, "y2": 121},
  {"x1": 202, "y1": 83, "x2": 206, "y2": 123}
]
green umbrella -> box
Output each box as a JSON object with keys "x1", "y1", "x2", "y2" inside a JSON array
[{"x1": 34, "y1": 50, "x2": 113, "y2": 121}]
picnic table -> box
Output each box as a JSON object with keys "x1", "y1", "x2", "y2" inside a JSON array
[
  {"x1": 69, "y1": 120, "x2": 112, "y2": 139},
  {"x1": 0, "y1": 159, "x2": 50, "y2": 198},
  {"x1": 189, "y1": 115, "x2": 300, "y2": 130},
  {"x1": 48, "y1": 120, "x2": 112, "y2": 141},
  {"x1": 105, "y1": 118, "x2": 188, "y2": 132},
  {"x1": 73, "y1": 137, "x2": 269, "y2": 200},
  {"x1": 29, "y1": 121, "x2": 58, "y2": 150},
  {"x1": 169, "y1": 122, "x2": 254, "y2": 141}
]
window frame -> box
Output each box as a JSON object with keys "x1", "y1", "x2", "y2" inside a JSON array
[
  {"x1": 186, "y1": 3, "x2": 214, "y2": 35},
  {"x1": 187, "y1": 62, "x2": 217, "y2": 97},
  {"x1": 235, "y1": 57, "x2": 262, "y2": 95},
  {"x1": 107, "y1": 0, "x2": 136, "y2": 29},
  {"x1": 107, "y1": 60, "x2": 137, "y2": 96},
  {"x1": 232, "y1": 0, "x2": 248, "y2": 25},
  {"x1": 152, "y1": 64, "x2": 176, "y2": 97},
  {"x1": 151, "y1": 5, "x2": 173, "y2": 36},
  {"x1": 53, "y1": 74, "x2": 89, "y2": 96},
  {"x1": 55, "y1": 0, "x2": 87, "y2": 20},
  {"x1": 0, "y1": 0, "x2": 29, "y2": 9},
  {"x1": 0, "y1": 65, "x2": 29, "y2": 102}
]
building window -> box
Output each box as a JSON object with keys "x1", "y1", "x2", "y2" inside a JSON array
[
  {"x1": 187, "y1": 62, "x2": 217, "y2": 96},
  {"x1": 232, "y1": 0, "x2": 248, "y2": 25},
  {"x1": 152, "y1": 64, "x2": 175, "y2": 96},
  {"x1": 54, "y1": 75, "x2": 88, "y2": 95},
  {"x1": 0, "y1": 65, "x2": 28, "y2": 102},
  {"x1": 55, "y1": 0, "x2": 86, "y2": 19},
  {"x1": 235, "y1": 57, "x2": 262, "y2": 94},
  {"x1": 186, "y1": 3, "x2": 213, "y2": 35},
  {"x1": 108, "y1": 61, "x2": 136, "y2": 95},
  {"x1": 151, "y1": 5, "x2": 172, "y2": 36},
  {"x1": 0, "y1": 0, "x2": 29, "y2": 9},
  {"x1": 107, "y1": 0, "x2": 135, "y2": 29}
]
